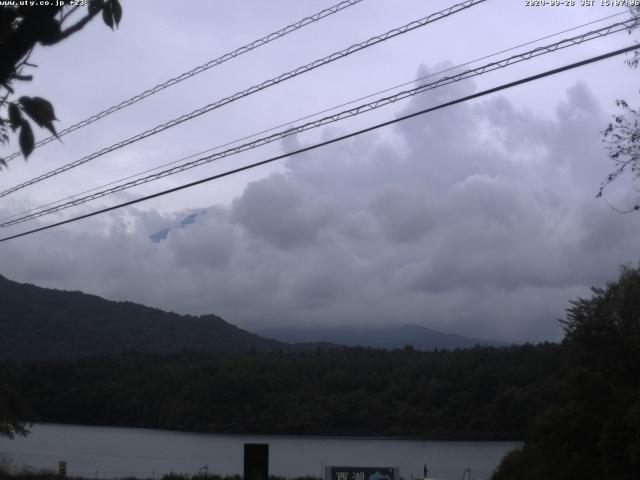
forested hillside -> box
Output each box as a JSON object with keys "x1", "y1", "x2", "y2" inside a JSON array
[
  {"x1": 0, "y1": 275, "x2": 284, "y2": 359},
  {"x1": 1, "y1": 344, "x2": 563, "y2": 439}
]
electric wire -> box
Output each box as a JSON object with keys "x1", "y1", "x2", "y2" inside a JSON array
[
  {"x1": 1, "y1": 0, "x2": 364, "y2": 163},
  {"x1": 1, "y1": 17, "x2": 636, "y2": 228},
  {"x1": 0, "y1": 10, "x2": 626, "y2": 225},
  {"x1": 0, "y1": 44, "x2": 636, "y2": 243},
  {"x1": 2, "y1": 16, "x2": 634, "y2": 225},
  {"x1": 0, "y1": 0, "x2": 488, "y2": 199}
]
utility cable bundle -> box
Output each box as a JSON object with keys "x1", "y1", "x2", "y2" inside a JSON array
[
  {"x1": 0, "y1": 0, "x2": 487, "y2": 198},
  {"x1": 1, "y1": 0, "x2": 364, "y2": 163},
  {"x1": 1, "y1": 16, "x2": 635, "y2": 228},
  {"x1": 1, "y1": 44, "x2": 636, "y2": 244}
]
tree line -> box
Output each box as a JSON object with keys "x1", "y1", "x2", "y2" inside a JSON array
[
  {"x1": 492, "y1": 265, "x2": 640, "y2": 479},
  {"x1": 1, "y1": 343, "x2": 564, "y2": 440}
]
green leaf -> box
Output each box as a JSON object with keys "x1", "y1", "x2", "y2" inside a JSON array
[
  {"x1": 19, "y1": 120, "x2": 34, "y2": 159},
  {"x1": 88, "y1": 0, "x2": 104, "y2": 15},
  {"x1": 43, "y1": 121, "x2": 59, "y2": 139},
  {"x1": 102, "y1": 1, "x2": 114, "y2": 29},
  {"x1": 111, "y1": 0, "x2": 122, "y2": 26},
  {"x1": 36, "y1": 17, "x2": 61, "y2": 46},
  {"x1": 8, "y1": 103, "x2": 21, "y2": 131},
  {"x1": 19, "y1": 96, "x2": 57, "y2": 128}
]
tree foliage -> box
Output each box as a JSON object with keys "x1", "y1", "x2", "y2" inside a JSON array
[
  {"x1": 0, "y1": 0, "x2": 122, "y2": 167},
  {"x1": 601, "y1": 99, "x2": 640, "y2": 211},
  {"x1": 492, "y1": 265, "x2": 640, "y2": 480},
  {"x1": 599, "y1": 7, "x2": 640, "y2": 211},
  {"x1": 1, "y1": 344, "x2": 564, "y2": 440},
  {"x1": 0, "y1": 384, "x2": 29, "y2": 439}
]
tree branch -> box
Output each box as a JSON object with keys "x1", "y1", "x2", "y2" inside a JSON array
[
  {"x1": 9, "y1": 74, "x2": 32, "y2": 81},
  {"x1": 53, "y1": 6, "x2": 103, "y2": 43},
  {"x1": 60, "y1": 5, "x2": 81, "y2": 24}
]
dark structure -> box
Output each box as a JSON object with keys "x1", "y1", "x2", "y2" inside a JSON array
[{"x1": 244, "y1": 443, "x2": 269, "y2": 480}]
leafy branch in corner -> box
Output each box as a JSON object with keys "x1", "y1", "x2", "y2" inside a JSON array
[
  {"x1": 600, "y1": 99, "x2": 640, "y2": 212},
  {"x1": 599, "y1": 6, "x2": 640, "y2": 212},
  {"x1": 0, "y1": 0, "x2": 123, "y2": 168}
]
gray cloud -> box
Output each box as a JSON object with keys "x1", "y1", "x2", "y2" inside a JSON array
[
  {"x1": 2, "y1": 65, "x2": 639, "y2": 344},
  {"x1": 230, "y1": 173, "x2": 339, "y2": 249}
]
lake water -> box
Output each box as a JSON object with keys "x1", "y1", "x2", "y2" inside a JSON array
[{"x1": 0, "y1": 424, "x2": 518, "y2": 480}]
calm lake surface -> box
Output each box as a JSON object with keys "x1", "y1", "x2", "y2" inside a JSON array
[{"x1": 0, "y1": 424, "x2": 518, "y2": 480}]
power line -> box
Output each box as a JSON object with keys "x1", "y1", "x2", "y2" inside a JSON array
[
  {"x1": 1, "y1": 11, "x2": 626, "y2": 225},
  {"x1": 1, "y1": 0, "x2": 364, "y2": 164},
  {"x1": 0, "y1": 44, "x2": 636, "y2": 244},
  {"x1": 4, "y1": 14, "x2": 627, "y2": 227},
  {"x1": 2, "y1": 17, "x2": 635, "y2": 228},
  {"x1": 0, "y1": 0, "x2": 487, "y2": 199},
  {"x1": 3, "y1": 17, "x2": 634, "y2": 225}
]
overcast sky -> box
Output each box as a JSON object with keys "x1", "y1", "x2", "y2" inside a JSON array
[{"x1": 1, "y1": 0, "x2": 639, "y2": 342}]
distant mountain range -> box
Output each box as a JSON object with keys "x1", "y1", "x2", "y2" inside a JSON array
[
  {"x1": 0, "y1": 274, "x2": 504, "y2": 361},
  {"x1": 258, "y1": 324, "x2": 505, "y2": 350}
]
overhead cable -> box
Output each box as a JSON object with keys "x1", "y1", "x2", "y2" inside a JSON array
[
  {"x1": 1, "y1": 0, "x2": 364, "y2": 163},
  {"x1": 1, "y1": 17, "x2": 636, "y2": 227},
  {"x1": 0, "y1": 43, "x2": 637, "y2": 243},
  {"x1": 0, "y1": 0, "x2": 488, "y2": 199},
  {"x1": 1, "y1": 10, "x2": 626, "y2": 225}
]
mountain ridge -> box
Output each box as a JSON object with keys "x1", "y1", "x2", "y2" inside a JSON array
[
  {"x1": 0, "y1": 274, "x2": 505, "y2": 360},
  {"x1": 0, "y1": 274, "x2": 284, "y2": 360},
  {"x1": 258, "y1": 323, "x2": 505, "y2": 350}
]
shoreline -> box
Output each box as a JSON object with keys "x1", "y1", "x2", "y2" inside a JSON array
[
  {"x1": 2, "y1": 471, "x2": 319, "y2": 480},
  {"x1": 28, "y1": 422, "x2": 522, "y2": 443}
]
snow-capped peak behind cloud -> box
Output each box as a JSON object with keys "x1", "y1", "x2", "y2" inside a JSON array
[{"x1": 150, "y1": 210, "x2": 208, "y2": 243}]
